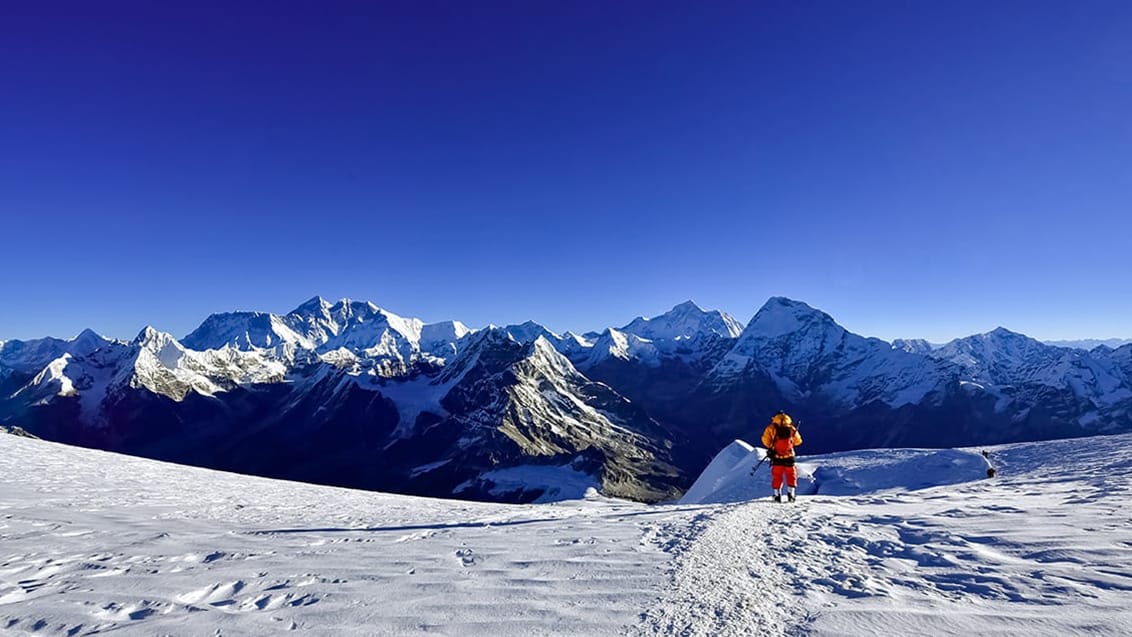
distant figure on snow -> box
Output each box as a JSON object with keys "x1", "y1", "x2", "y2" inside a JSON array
[{"x1": 762, "y1": 411, "x2": 803, "y2": 503}]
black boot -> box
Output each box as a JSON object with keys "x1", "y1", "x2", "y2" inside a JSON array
[{"x1": 773, "y1": 494, "x2": 782, "y2": 503}]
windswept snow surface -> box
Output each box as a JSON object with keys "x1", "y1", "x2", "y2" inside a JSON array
[
  {"x1": 651, "y1": 437, "x2": 1132, "y2": 635},
  {"x1": 4, "y1": 435, "x2": 1132, "y2": 635},
  {"x1": 0, "y1": 436, "x2": 699, "y2": 636}
]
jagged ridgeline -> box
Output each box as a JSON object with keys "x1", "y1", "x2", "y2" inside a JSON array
[{"x1": 2, "y1": 296, "x2": 1130, "y2": 503}]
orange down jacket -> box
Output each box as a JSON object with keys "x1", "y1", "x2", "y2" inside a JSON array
[{"x1": 762, "y1": 422, "x2": 802, "y2": 460}]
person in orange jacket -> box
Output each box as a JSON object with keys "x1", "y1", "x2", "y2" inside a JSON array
[{"x1": 761, "y1": 411, "x2": 803, "y2": 503}]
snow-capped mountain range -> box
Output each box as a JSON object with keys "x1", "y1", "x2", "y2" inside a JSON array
[
  {"x1": 2, "y1": 296, "x2": 1130, "y2": 502},
  {"x1": 1045, "y1": 337, "x2": 1132, "y2": 350}
]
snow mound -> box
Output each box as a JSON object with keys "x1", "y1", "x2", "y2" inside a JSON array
[
  {"x1": 808, "y1": 447, "x2": 989, "y2": 495},
  {"x1": 677, "y1": 440, "x2": 764, "y2": 504},
  {"x1": 680, "y1": 441, "x2": 989, "y2": 504}
]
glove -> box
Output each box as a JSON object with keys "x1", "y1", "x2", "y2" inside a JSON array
[{"x1": 764, "y1": 447, "x2": 775, "y2": 459}]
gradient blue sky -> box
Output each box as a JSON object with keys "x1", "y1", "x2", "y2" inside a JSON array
[{"x1": 2, "y1": 1, "x2": 1130, "y2": 343}]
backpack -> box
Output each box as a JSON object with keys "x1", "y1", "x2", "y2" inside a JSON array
[{"x1": 772, "y1": 424, "x2": 795, "y2": 457}]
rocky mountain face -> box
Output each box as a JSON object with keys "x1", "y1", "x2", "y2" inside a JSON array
[
  {"x1": 1, "y1": 424, "x2": 37, "y2": 438},
  {"x1": 2, "y1": 296, "x2": 1130, "y2": 502}
]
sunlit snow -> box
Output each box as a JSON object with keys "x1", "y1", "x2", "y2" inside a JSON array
[{"x1": 3, "y1": 432, "x2": 1131, "y2": 635}]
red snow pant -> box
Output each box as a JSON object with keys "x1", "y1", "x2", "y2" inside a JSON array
[{"x1": 771, "y1": 465, "x2": 798, "y2": 489}]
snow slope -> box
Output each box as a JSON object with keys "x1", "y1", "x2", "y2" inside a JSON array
[
  {"x1": 656, "y1": 437, "x2": 1132, "y2": 635},
  {"x1": 3, "y1": 432, "x2": 1131, "y2": 635},
  {"x1": 0, "y1": 435, "x2": 699, "y2": 636}
]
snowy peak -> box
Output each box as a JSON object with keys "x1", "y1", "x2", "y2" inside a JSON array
[
  {"x1": 290, "y1": 295, "x2": 333, "y2": 318},
  {"x1": 987, "y1": 326, "x2": 1031, "y2": 341},
  {"x1": 183, "y1": 297, "x2": 430, "y2": 361},
  {"x1": 126, "y1": 328, "x2": 214, "y2": 400},
  {"x1": 419, "y1": 320, "x2": 472, "y2": 358},
  {"x1": 583, "y1": 328, "x2": 660, "y2": 368},
  {"x1": 423, "y1": 320, "x2": 471, "y2": 340},
  {"x1": 929, "y1": 328, "x2": 1132, "y2": 405},
  {"x1": 500, "y1": 321, "x2": 596, "y2": 359},
  {"x1": 434, "y1": 326, "x2": 516, "y2": 384},
  {"x1": 982, "y1": 327, "x2": 1050, "y2": 352},
  {"x1": 132, "y1": 326, "x2": 183, "y2": 355},
  {"x1": 284, "y1": 296, "x2": 341, "y2": 339},
  {"x1": 60, "y1": 328, "x2": 110, "y2": 358},
  {"x1": 518, "y1": 335, "x2": 586, "y2": 381},
  {"x1": 744, "y1": 297, "x2": 841, "y2": 340},
  {"x1": 716, "y1": 297, "x2": 850, "y2": 375},
  {"x1": 132, "y1": 327, "x2": 190, "y2": 374},
  {"x1": 580, "y1": 301, "x2": 742, "y2": 370},
  {"x1": 286, "y1": 297, "x2": 424, "y2": 355},
  {"x1": 122, "y1": 327, "x2": 292, "y2": 402},
  {"x1": 621, "y1": 300, "x2": 743, "y2": 341},
  {"x1": 709, "y1": 297, "x2": 948, "y2": 407},
  {"x1": 439, "y1": 328, "x2": 586, "y2": 398},
  {"x1": 933, "y1": 327, "x2": 1063, "y2": 384},
  {"x1": 504, "y1": 321, "x2": 558, "y2": 345},
  {"x1": 183, "y1": 311, "x2": 311, "y2": 351},
  {"x1": 892, "y1": 338, "x2": 936, "y2": 354}
]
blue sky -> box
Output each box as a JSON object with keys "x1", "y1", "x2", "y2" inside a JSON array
[{"x1": 2, "y1": 1, "x2": 1129, "y2": 343}]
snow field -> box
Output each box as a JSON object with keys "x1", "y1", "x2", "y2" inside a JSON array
[
  {"x1": 0, "y1": 436, "x2": 702, "y2": 636},
  {"x1": 644, "y1": 436, "x2": 1132, "y2": 636},
  {"x1": 3, "y1": 433, "x2": 1132, "y2": 635}
]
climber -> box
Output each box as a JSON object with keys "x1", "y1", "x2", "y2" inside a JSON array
[{"x1": 761, "y1": 411, "x2": 803, "y2": 503}]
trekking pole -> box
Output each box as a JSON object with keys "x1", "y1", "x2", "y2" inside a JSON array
[{"x1": 749, "y1": 453, "x2": 769, "y2": 476}]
